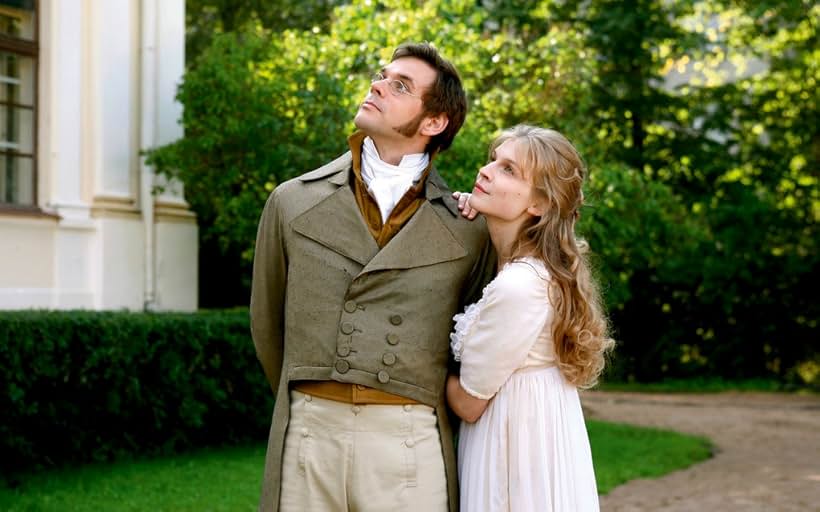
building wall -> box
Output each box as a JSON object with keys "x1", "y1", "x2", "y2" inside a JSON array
[{"x1": 0, "y1": 0, "x2": 197, "y2": 311}]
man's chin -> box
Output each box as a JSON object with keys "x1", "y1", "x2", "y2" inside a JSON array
[{"x1": 353, "y1": 111, "x2": 369, "y2": 130}]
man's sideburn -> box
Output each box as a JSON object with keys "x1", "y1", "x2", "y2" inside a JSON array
[{"x1": 393, "y1": 109, "x2": 427, "y2": 138}]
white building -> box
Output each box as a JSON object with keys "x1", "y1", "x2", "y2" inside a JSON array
[{"x1": 0, "y1": 0, "x2": 197, "y2": 311}]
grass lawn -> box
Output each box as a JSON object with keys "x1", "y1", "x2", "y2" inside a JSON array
[
  {"x1": 587, "y1": 420, "x2": 711, "y2": 493},
  {"x1": 1, "y1": 421, "x2": 711, "y2": 511}
]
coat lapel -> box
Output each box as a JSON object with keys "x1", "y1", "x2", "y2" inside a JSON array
[
  {"x1": 359, "y1": 201, "x2": 467, "y2": 275},
  {"x1": 291, "y1": 172, "x2": 379, "y2": 267},
  {"x1": 292, "y1": 163, "x2": 466, "y2": 273}
]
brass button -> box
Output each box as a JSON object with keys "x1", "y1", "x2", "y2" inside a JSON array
[
  {"x1": 390, "y1": 314, "x2": 403, "y2": 326},
  {"x1": 377, "y1": 370, "x2": 390, "y2": 383},
  {"x1": 337, "y1": 345, "x2": 351, "y2": 357},
  {"x1": 344, "y1": 300, "x2": 357, "y2": 313},
  {"x1": 382, "y1": 352, "x2": 396, "y2": 366},
  {"x1": 341, "y1": 321, "x2": 355, "y2": 334},
  {"x1": 386, "y1": 333, "x2": 399, "y2": 345},
  {"x1": 335, "y1": 360, "x2": 350, "y2": 373}
]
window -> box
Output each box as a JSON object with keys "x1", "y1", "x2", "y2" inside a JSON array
[{"x1": 0, "y1": 0, "x2": 36, "y2": 207}]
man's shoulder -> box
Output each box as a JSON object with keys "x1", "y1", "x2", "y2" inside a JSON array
[
  {"x1": 425, "y1": 169, "x2": 487, "y2": 238},
  {"x1": 264, "y1": 153, "x2": 351, "y2": 219},
  {"x1": 272, "y1": 152, "x2": 350, "y2": 197},
  {"x1": 296, "y1": 152, "x2": 352, "y2": 183}
]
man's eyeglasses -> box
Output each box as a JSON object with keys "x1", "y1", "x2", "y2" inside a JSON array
[{"x1": 370, "y1": 72, "x2": 420, "y2": 98}]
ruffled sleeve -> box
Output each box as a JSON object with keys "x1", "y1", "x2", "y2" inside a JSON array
[{"x1": 453, "y1": 260, "x2": 552, "y2": 400}]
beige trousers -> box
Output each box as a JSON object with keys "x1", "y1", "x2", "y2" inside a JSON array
[{"x1": 279, "y1": 390, "x2": 448, "y2": 512}]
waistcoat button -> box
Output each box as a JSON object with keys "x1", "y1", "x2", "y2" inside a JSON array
[
  {"x1": 337, "y1": 345, "x2": 351, "y2": 357},
  {"x1": 344, "y1": 300, "x2": 358, "y2": 313},
  {"x1": 386, "y1": 333, "x2": 399, "y2": 345},
  {"x1": 377, "y1": 370, "x2": 390, "y2": 383},
  {"x1": 341, "y1": 321, "x2": 355, "y2": 334},
  {"x1": 382, "y1": 352, "x2": 396, "y2": 366},
  {"x1": 390, "y1": 314, "x2": 403, "y2": 325},
  {"x1": 335, "y1": 360, "x2": 350, "y2": 373}
]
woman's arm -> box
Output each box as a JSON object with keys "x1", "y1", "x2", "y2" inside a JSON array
[{"x1": 446, "y1": 374, "x2": 490, "y2": 423}]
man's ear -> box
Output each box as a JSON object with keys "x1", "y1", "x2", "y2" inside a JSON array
[{"x1": 420, "y1": 113, "x2": 449, "y2": 137}]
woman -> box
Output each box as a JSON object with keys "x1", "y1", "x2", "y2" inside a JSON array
[{"x1": 447, "y1": 125, "x2": 614, "y2": 511}]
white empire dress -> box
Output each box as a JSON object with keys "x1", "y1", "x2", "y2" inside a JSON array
[{"x1": 450, "y1": 257, "x2": 599, "y2": 512}]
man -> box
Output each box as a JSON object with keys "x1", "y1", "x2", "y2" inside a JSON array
[{"x1": 250, "y1": 42, "x2": 492, "y2": 512}]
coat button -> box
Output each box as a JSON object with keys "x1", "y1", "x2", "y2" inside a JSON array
[
  {"x1": 377, "y1": 370, "x2": 390, "y2": 383},
  {"x1": 405, "y1": 438, "x2": 415, "y2": 448},
  {"x1": 386, "y1": 333, "x2": 399, "y2": 345},
  {"x1": 335, "y1": 360, "x2": 350, "y2": 373},
  {"x1": 341, "y1": 321, "x2": 355, "y2": 334},
  {"x1": 390, "y1": 314, "x2": 403, "y2": 325},
  {"x1": 382, "y1": 352, "x2": 396, "y2": 366},
  {"x1": 344, "y1": 300, "x2": 358, "y2": 313},
  {"x1": 356, "y1": 384, "x2": 367, "y2": 391},
  {"x1": 301, "y1": 428, "x2": 309, "y2": 437},
  {"x1": 337, "y1": 345, "x2": 351, "y2": 357}
]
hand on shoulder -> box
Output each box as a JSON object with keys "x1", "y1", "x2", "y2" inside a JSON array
[{"x1": 452, "y1": 191, "x2": 479, "y2": 220}]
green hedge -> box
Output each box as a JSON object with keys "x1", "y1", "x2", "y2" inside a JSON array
[{"x1": 0, "y1": 310, "x2": 272, "y2": 477}]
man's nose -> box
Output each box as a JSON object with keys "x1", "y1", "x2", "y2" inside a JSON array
[{"x1": 370, "y1": 79, "x2": 387, "y2": 97}]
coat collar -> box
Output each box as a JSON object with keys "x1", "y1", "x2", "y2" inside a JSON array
[
  {"x1": 292, "y1": 154, "x2": 467, "y2": 272},
  {"x1": 298, "y1": 151, "x2": 460, "y2": 216}
]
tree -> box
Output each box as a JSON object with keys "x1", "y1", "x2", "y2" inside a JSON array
[
  {"x1": 185, "y1": 0, "x2": 347, "y2": 63},
  {"x1": 149, "y1": 0, "x2": 817, "y2": 386}
]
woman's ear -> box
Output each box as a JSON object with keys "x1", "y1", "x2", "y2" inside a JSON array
[
  {"x1": 526, "y1": 196, "x2": 545, "y2": 217},
  {"x1": 420, "y1": 113, "x2": 449, "y2": 137},
  {"x1": 526, "y1": 204, "x2": 544, "y2": 217}
]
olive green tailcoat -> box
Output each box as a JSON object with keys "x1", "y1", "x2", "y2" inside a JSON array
[{"x1": 250, "y1": 152, "x2": 493, "y2": 511}]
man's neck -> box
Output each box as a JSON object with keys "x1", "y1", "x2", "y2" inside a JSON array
[{"x1": 368, "y1": 136, "x2": 427, "y2": 166}]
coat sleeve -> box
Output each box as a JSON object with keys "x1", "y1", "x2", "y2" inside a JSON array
[
  {"x1": 461, "y1": 233, "x2": 496, "y2": 308},
  {"x1": 250, "y1": 187, "x2": 288, "y2": 394},
  {"x1": 449, "y1": 233, "x2": 495, "y2": 375},
  {"x1": 459, "y1": 262, "x2": 552, "y2": 400}
]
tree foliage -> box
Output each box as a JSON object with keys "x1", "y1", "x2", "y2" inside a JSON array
[
  {"x1": 185, "y1": 0, "x2": 347, "y2": 62},
  {"x1": 149, "y1": 0, "x2": 818, "y2": 387}
]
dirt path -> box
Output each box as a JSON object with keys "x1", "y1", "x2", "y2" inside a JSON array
[{"x1": 581, "y1": 391, "x2": 820, "y2": 512}]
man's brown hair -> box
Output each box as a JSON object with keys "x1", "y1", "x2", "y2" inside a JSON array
[{"x1": 391, "y1": 42, "x2": 467, "y2": 155}]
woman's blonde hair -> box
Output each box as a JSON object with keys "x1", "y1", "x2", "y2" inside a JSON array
[{"x1": 490, "y1": 125, "x2": 614, "y2": 388}]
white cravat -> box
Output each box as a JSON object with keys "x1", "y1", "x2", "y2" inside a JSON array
[{"x1": 360, "y1": 137, "x2": 429, "y2": 223}]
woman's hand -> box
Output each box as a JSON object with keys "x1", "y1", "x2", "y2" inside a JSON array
[{"x1": 452, "y1": 191, "x2": 479, "y2": 220}]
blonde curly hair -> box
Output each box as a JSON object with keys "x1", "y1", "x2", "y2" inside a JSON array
[{"x1": 491, "y1": 125, "x2": 614, "y2": 388}]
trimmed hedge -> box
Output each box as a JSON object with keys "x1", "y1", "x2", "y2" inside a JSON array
[{"x1": 0, "y1": 310, "x2": 272, "y2": 476}]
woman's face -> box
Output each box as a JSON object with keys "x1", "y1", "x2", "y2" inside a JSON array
[{"x1": 469, "y1": 139, "x2": 541, "y2": 224}]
